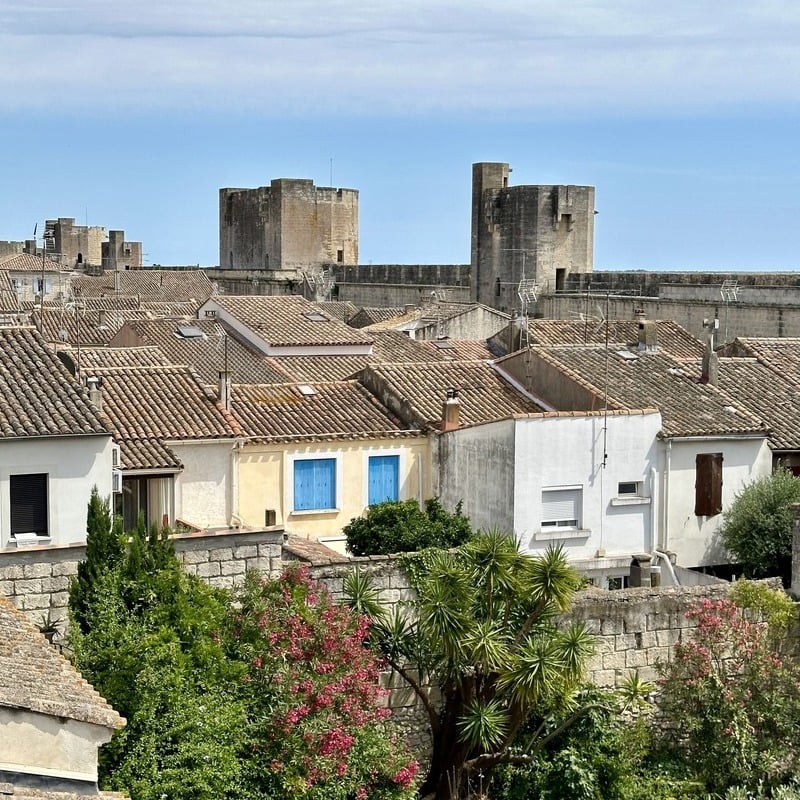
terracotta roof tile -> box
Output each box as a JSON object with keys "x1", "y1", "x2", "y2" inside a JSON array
[
  {"x1": 77, "y1": 346, "x2": 172, "y2": 370},
  {"x1": 516, "y1": 344, "x2": 765, "y2": 438},
  {"x1": 83, "y1": 364, "x2": 241, "y2": 470},
  {"x1": 205, "y1": 295, "x2": 373, "y2": 348},
  {"x1": 0, "y1": 327, "x2": 109, "y2": 439},
  {"x1": 0, "y1": 271, "x2": 21, "y2": 312},
  {"x1": 525, "y1": 319, "x2": 705, "y2": 360},
  {"x1": 0, "y1": 593, "x2": 123, "y2": 729},
  {"x1": 71, "y1": 270, "x2": 213, "y2": 303},
  {"x1": 348, "y1": 307, "x2": 405, "y2": 329},
  {"x1": 0, "y1": 254, "x2": 70, "y2": 273},
  {"x1": 416, "y1": 338, "x2": 498, "y2": 361},
  {"x1": 106, "y1": 318, "x2": 293, "y2": 386},
  {"x1": 232, "y1": 381, "x2": 412, "y2": 442},
  {"x1": 316, "y1": 300, "x2": 359, "y2": 323},
  {"x1": 362, "y1": 360, "x2": 542, "y2": 430}
]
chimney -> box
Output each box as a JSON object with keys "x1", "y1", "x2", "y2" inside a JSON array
[
  {"x1": 404, "y1": 303, "x2": 416, "y2": 314},
  {"x1": 218, "y1": 371, "x2": 231, "y2": 411},
  {"x1": 441, "y1": 387, "x2": 461, "y2": 432},
  {"x1": 86, "y1": 376, "x2": 103, "y2": 412},
  {"x1": 637, "y1": 320, "x2": 658, "y2": 351},
  {"x1": 701, "y1": 318, "x2": 719, "y2": 385}
]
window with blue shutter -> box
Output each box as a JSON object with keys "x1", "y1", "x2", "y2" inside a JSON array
[
  {"x1": 293, "y1": 458, "x2": 336, "y2": 511},
  {"x1": 368, "y1": 455, "x2": 399, "y2": 505}
]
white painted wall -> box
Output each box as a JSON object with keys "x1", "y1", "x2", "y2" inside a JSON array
[
  {"x1": 660, "y1": 436, "x2": 772, "y2": 567},
  {"x1": 0, "y1": 435, "x2": 113, "y2": 547},
  {"x1": 171, "y1": 440, "x2": 235, "y2": 529},
  {"x1": 512, "y1": 413, "x2": 662, "y2": 562}
]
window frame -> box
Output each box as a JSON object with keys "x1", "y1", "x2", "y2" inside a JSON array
[
  {"x1": 366, "y1": 453, "x2": 401, "y2": 506},
  {"x1": 287, "y1": 453, "x2": 341, "y2": 514},
  {"x1": 541, "y1": 486, "x2": 582, "y2": 530},
  {"x1": 10, "y1": 472, "x2": 49, "y2": 539}
]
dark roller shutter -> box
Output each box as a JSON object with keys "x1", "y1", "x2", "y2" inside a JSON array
[{"x1": 10, "y1": 473, "x2": 48, "y2": 536}]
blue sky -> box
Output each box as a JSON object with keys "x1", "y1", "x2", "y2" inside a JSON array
[{"x1": 2, "y1": 1, "x2": 799, "y2": 270}]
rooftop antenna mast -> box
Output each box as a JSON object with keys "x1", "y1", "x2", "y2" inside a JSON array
[{"x1": 720, "y1": 279, "x2": 738, "y2": 345}]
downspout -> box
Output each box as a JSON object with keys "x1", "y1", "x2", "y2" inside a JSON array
[
  {"x1": 654, "y1": 549, "x2": 680, "y2": 586},
  {"x1": 229, "y1": 439, "x2": 244, "y2": 528},
  {"x1": 649, "y1": 466, "x2": 657, "y2": 555},
  {"x1": 663, "y1": 439, "x2": 672, "y2": 552}
]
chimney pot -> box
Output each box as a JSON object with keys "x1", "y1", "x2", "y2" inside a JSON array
[{"x1": 441, "y1": 388, "x2": 461, "y2": 432}]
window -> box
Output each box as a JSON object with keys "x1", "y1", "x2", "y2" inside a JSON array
[
  {"x1": 695, "y1": 452, "x2": 723, "y2": 516},
  {"x1": 337, "y1": 249, "x2": 344, "y2": 263},
  {"x1": 10, "y1": 473, "x2": 48, "y2": 537},
  {"x1": 368, "y1": 455, "x2": 399, "y2": 505},
  {"x1": 541, "y1": 488, "x2": 581, "y2": 529},
  {"x1": 293, "y1": 458, "x2": 336, "y2": 511},
  {"x1": 618, "y1": 481, "x2": 642, "y2": 496}
]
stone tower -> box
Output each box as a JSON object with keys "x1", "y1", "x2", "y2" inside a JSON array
[
  {"x1": 470, "y1": 163, "x2": 595, "y2": 310},
  {"x1": 219, "y1": 178, "x2": 358, "y2": 272}
]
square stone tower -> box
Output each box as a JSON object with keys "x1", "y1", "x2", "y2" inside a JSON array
[
  {"x1": 219, "y1": 178, "x2": 358, "y2": 272},
  {"x1": 471, "y1": 163, "x2": 595, "y2": 310}
]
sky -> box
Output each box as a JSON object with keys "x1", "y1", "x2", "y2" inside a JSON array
[{"x1": 1, "y1": 1, "x2": 800, "y2": 271}]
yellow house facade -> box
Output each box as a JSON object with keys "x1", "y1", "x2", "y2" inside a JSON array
[{"x1": 238, "y1": 433, "x2": 430, "y2": 548}]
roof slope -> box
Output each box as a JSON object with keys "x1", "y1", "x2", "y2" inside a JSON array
[
  {"x1": 84, "y1": 363, "x2": 241, "y2": 469},
  {"x1": 232, "y1": 381, "x2": 413, "y2": 442},
  {"x1": 520, "y1": 344, "x2": 764, "y2": 438},
  {"x1": 525, "y1": 318, "x2": 705, "y2": 360},
  {"x1": 0, "y1": 254, "x2": 70, "y2": 273},
  {"x1": 206, "y1": 295, "x2": 373, "y2": 348},
  {"x1": 363, "y1": 360, "x2": 542, "y2": 430},
  {"x1": 0, "y1": 593, "x2": 123, "y2": 729},
  {"x1": 71, "y1": 270, "x2": 213, "y2": 303},
  {"x1": 0, "y1": 327, "x2": 109, "y2": 439},
  {"x1": 107, "y1": 319, "x2": 293, "y2": 385}
]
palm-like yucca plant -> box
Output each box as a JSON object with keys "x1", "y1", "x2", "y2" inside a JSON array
[{"x1": 344, "y1": 528, "x2": 594, "y2": 800}]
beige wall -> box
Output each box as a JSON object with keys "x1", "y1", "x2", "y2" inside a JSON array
[
  {"x1": 0, "y1": 708, "x2": 111, "y2": 782},
  {"x1": 237, "y1": 437, "x2": 429, "y2": 546}
]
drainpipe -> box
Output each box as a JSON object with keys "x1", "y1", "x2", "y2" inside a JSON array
[
  {"x1": 663, "y1": 439, "x2": 672, "y2": 552},
  {"x1": 649, "y1": 466, "x2": 657, "y2": 555},
  {"x1": 654, "y1": 549, "x2": 680, "y2": 586},
  {"x1": 229, "y1": 439, "x2": 243, "y2": 528}
]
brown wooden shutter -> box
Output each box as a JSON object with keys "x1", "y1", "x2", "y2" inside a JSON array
[{"x1": 695, "y1": 453, "x2": 723, "y2": 516}]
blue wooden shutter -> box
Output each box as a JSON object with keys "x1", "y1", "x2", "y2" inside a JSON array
[
  {"x1": 294, "y1": 458, "x2": 336, "y2": 510},
  {"x1": 368, "y1": 455, "x2": 399, "y2": 505}
]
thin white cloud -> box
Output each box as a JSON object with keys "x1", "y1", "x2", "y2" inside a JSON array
[{"x1": 1, "y1": 1, "x2": 799, "y2": 115}]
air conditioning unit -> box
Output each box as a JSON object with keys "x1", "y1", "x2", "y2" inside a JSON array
[{"x1": 112, "y1": 470, "x2": 122, "y2": 494}]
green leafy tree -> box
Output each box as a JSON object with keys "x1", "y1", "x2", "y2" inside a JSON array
[
  {"x1": 69, "y1": 486, "x2": 123, "y2": 634},
  {"x1": 656, "y1": 591, "x2": 800, "y2": 794},
  {"x1": 345, "y1": 529, "x2": 594, "y2": 799},
  {"x1": 720, "y1": 468, "x2": 800, "y2": 582},
  {"x1": 344, "y1": 497, "x2": 473, "y2": 556}
]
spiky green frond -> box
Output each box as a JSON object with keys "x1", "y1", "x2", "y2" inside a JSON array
[
  {"x1": 342, "y1": 567, "x2": 385, "y2": 620},
  {"x1": 457, "y1": 698, "x2": 508, "y2": 751},
  {"x1": 498, "y1": 633, "x2": 564, "y2": 707},
  {"x1": 463, "y1": 619, "x2": 514, "y2": 674},
  {"x1": 526, "y1": 545, "x2": 582, "y2": 611},
  {"x1": 464, "y1": 529, "x2": 525, "y2": 601},
  {"x1": 554, "y1": 623, "x2": 594, "y2": 683}
]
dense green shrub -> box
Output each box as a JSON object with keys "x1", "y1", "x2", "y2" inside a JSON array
[
  {"x1": 720, "y1": 469, "x2": 800, "y2": 582},
  {"x1": 344, "y1": 497, "x2": 472, "y2": 555}
]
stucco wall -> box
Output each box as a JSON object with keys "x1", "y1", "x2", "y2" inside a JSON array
[
  {"x1": 0, "y1": 436, "x2": 113, "y2": 548},
  {"x1": 661, "y1": 437, "x2": 773, "y2": 567},
  {"x1": 171, "y1": 440, "x2": 234, "y2": 529},
  {"x1": 237, "y1": 438, "x2": 429, "y2": 547},
  {"x1": 0, "y1": 708, "x2": 110, "y2": 782}
]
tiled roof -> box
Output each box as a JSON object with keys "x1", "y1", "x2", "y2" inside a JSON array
[
  {"x1": 83, "y1": 364, "x2": 241, "y2": 470},
  {"x1": 518, "y1": 344, "x2": 765, "y2": 438},
  {"x1": 0, "y1": 270, "x2": 20, "y2": 312},
  {"x1": 231, "y1": 381, "x2": 413, "y2": 442},
  {"x1": 107, "y1": 319, "x2": 293, "y2": 386},
  {"x1": 0, "y1": 254, "x2": 70, "y2": 273},
  {"x1": 714, "y1": 357, "x2": 800, "y2": 450},
  {"x1": 370, "y1": 330, "x2": 445, "y2": 363},
  {"x1": 205, "y1": 295, "x2": 373, "y2": 348},
  {"x1": 0, "y1": 327, "x2": 110, "y2": 439},
  {"x1": 724, "y1": 338, "x2": 800, "y2": 377},
  {"x1": 32, "y1": 308, "x2": 121, "y2": 347},
  {"x1": 316, "y1": 300, "x2": 359, "y2": 323},
  {"x1": 348, "y1": 307, "x2": 405, "y2": 329},
  {"x1": 359, "y1": 302, "x2": 482, "y2": 332},
  {"x1": 362, "y1": 360, "x2": 542, "y2": 430},
  {"x1": 77, "y1": 346, "x2": 172, "y2": 370},
  {"x1": 0, "y1": 593, "x2": 124, "y2": 729},
  {"x1": 71, "y1": 269, "x2": 213, "y2": 303},
  {"x1": 416, "y1": 338, "x2": 498, "y2": 361},
  {"x1": 283, "y1": 535, "x2": 346, "y2": 563},
  {"x1": 525, "y1": 319, "x2": 705, "y2": 360}
]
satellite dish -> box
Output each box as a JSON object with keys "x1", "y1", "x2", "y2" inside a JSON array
[{"x1": 58, "y1": 329, "x2": 69, "y2": 342}]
